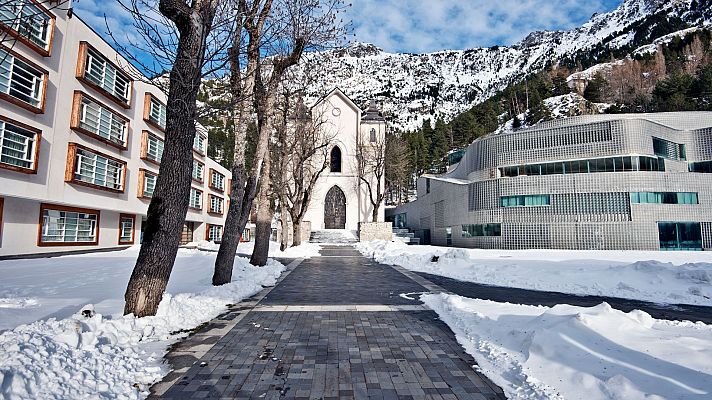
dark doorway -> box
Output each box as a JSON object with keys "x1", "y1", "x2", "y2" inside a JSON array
[{"x1": 324, "y1": 186, "x2": 346, "y2": 229}]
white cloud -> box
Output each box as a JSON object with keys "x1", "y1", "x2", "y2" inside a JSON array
[
  {"x1": 72, "y1": 0, "x2": 622, "y2": 55},
  {"x1": 345, "y1": 0, "x2": 621, "y2": 53}
]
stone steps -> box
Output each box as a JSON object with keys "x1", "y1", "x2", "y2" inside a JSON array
[
  {"x1": 309, "y1": 229, "x2": 358, "y2": 244},
  {"x1": 393, "y1": 227, "x2": 420, "y2": 245}
]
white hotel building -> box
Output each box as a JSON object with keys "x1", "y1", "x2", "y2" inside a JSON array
[{"x1": 0, "y1": 1, "x2": 231, "y2": 258}]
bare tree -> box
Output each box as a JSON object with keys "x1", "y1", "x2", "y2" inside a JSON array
[
  {"x1": 385, "y1": 133, "x2": 410, "y2": 206},
  {"x1": 123, "y1": 0, "x2": 225, "y2": 317},
  {"x1": 212, "y1": 0, "x2": 269, "y2": 285},
  {"x1": 355, "y1": 103, "x2": 389, "y2": 222},
  {"x1": 272, "y1": 89, "x2": 335, "y2": 249}
]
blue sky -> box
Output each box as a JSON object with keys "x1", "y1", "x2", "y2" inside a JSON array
[{"x1": 72, "y1": 0, "x2": 623, "y2": 54}]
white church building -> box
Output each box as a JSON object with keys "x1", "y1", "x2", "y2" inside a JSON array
[{"x1": 300, "y1": 88, "x2": 387, "y2": 233}]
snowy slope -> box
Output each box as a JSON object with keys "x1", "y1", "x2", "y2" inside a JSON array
[{"x1": 292, "y1": 0, "x2": 711, "y2": 130}]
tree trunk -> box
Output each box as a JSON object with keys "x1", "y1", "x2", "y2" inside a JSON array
[
  {"x1": 372, "y1": 204, "x2": 379, "y2": 223},
  {"x1": 125, "y1": 0, "x2": 217, "y2": 317},
  {"x1": 279, "y1": 202, "x2": 289, "y2": 251},
  {"x1": 292, "y1": 218, "x2": 302, "y2": 247},
  {"x1": 250, "y1": 149, "x2": 272, "y2": 266}
]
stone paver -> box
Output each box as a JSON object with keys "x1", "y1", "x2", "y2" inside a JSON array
[{"x1": 152, "y1": 245, "x2": 505, "y2": 400}]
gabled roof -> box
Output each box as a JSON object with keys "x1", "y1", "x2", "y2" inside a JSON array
[{"x1": 311, "y1": 87, "x2": 361, "y2": 115}]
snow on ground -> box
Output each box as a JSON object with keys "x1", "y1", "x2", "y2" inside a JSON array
[
  {"x1": 423, "y1": 293, "x2": 712, "y2": 400},
  {"x1": 190, "y1": 239, "x2": 322, "y2": 258},
  {"x1": 356, "y1": 241, "x2": 712, "y2": 306},
  {"x1": 0, "y1": 244, "x2": 289, "y2": 399}
]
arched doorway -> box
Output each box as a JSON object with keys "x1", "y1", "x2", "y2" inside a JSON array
[{"x1": 324, "y1": 186, "x2": 346, "y2": 229}]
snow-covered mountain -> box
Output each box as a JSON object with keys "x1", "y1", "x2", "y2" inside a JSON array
[{"x1": 296, "y1": 0, "x2": 711, "y2": 131}]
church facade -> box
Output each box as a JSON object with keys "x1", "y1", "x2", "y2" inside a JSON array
[{"x1": 301, "y1": 88, "x2": 386, "y2": 232}]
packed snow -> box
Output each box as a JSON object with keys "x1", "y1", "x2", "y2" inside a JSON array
[
  {"x1": 0, "y1": 244, "x2": 289, "y2": 399},
  {"x1": 424, "y1": 293, "x2": 712, "y2": 400},
  {"x1": 356, "y1": 241, "x2": 712, "y2": 306},
  {"x1": 190, "y1": 239, "x2": 322, "y2": 258}
]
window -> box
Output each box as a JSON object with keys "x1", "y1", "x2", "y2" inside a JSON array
[
  {"x1": 193, "y1": 132, "x2": 206, "y2": 154},
  {"x1": 71, "y1": 92, "x2": 128, "y2": 148},
  {"x1": 0, "y1": 47, "x2": 47, "y2": 112},
  {"x1": 0, "y1": 0, "x2": 55, "y2": 55},
  {"x1": 180, "y1": 222, "x2": 194, "y2": 245},
  {"x1": 209, "y1": 194, "x2": 224, "y2": 214},
  {"x1": 138, "y1": 169, "x2": 157, "y2": 198},
  {"x1": 689, "y1": 161, "x2": 712, "y2": 173},
  {"x1": 461, "y1": 223, "x2": 501, "y2": 238},
  {"x1": 77, "y1": 42, "x2": 132, "y2": 107},
  {"x1": 630, "y1": 192, "x2": 698, "y2": 205},
  {"x1": 0, "y1": 116, "x2": 40, "y2": 173},
  {"x1": 66, "y1": 143, "x2": 126, "y2": 192},
  {"x1": 369, "y1": 128, "x2": 376, "y2": 142},
  {"x1": 119, "y1": 214, "x2": 135, "y2": 244},
  {"x1": 658, "y1": 222, "x2": 702, "y2": 251},
  {"x1": 653, "y1": 137, "x2": 686, "y2": 161},
  {"x1": 206, "y1": 224, "x2": 222, "y2": 242},
  {"x1": 330, "y1": 146, "x2": 341, "y2": 173},
  {"x1": 192, "y1": 159, "x2": 204, "y2": 182},
  {"x1": 501, "y1": 195, "x2": 551, "y2": 207},
  {"x1": 144, "y1": 93, "x2": 166, "y2": 131},
  {"x1": 499, "y1": 155, "x2": 665, "y2": 178},
  {"x1": 39, "y1": 204, "x2": 99, "y2": 246},
  {"x1": 189, "y1": 187, "x2": 202, "y2": 209},
  {"x1": 209, "y1": 169, "x2": 225, "y2": 191},
  {"x1": 141, "y1": 131, "x2": 164, "y2": 164}
]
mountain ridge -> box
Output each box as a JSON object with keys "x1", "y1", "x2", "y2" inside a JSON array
[{"x1": 294, "y1": 0, "x2": 711, "y2": 131}]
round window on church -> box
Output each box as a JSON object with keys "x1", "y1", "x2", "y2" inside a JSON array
[{"x1": 332, "y1": 107, "x2": 341, "y2": 116}]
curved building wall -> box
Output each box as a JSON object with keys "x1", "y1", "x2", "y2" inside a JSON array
[{"x1": 388, "y1": 112, "x2": 712, "y2": 250}]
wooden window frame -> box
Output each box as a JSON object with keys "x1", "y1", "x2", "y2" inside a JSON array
[
  {"x1": 189, "y1": 187, "x2": 203, "y2": 211},
  {"x1": 205, "y1": 224, "x2": 222, "y2": 241},
  {"x1": 137, "y1": 168, "x2": 158, "y2": 199},
  {"x1": 0, "y1": 114, "x2": 41, "y2": 174},
  {"x1": 37, "y1": 203, "x2": 100, "y2": 247},
  {"x1": 75, "y1": 41, "x2": 133, "y2": 109},
  {"x1": 65, "y1": 142, "x2": 127, "y2": 193},
  {"x1": 140, "y1": 130, "x2": 163, "y2": 165},
  {"x1": 208, "y1": 193, "x2": 224, "y2": 215},
  {"x1": 70, "y1": 91, "x2": 129, "y2": 150},
  {"x1": 0, "y1": 0, "x2": 56, "y2": 57},
  {"x1": 118, "y1": 213, "x2": 135, "y2": 245},
  {"x1": 209, "y1": 168, "x2": 225, "y2": 192},
  {"x1": 192, "y1": 158, "x2": 205, "y2": 183},
  {"x1": 143, "y1": 92, "x2": 166, "y2": 132},
  {"x1": 0, "y1": 45, "x2": 49, "y2": 113},
  {"x1": 193, "y1": 132, "x2": 207, "y2": 156}
]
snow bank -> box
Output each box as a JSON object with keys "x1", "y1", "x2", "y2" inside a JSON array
[
  {"x1": 423, "y1": 293, "x2": 712, "y2": 400},
  {"x1": 356, "y1": 241, "x2": 712, "y2": 306},
  {"x1": 0, "y1": 247, "x2": 285, "y2": 399},
  {"x1": 237, "y1": 240, "x2": 323, "y2": 258}
]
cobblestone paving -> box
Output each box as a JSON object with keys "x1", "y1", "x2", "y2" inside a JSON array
[{"x1": 152, "y1": 246, "x2": 505, "y2": 400}]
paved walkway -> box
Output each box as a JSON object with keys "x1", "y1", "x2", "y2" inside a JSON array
[
  {"x1": 419, "y1": 272, "x2": 712, "y2": 324},
  {"x1": 151, "y1": 246, "x2": 506, "y2": 400}
]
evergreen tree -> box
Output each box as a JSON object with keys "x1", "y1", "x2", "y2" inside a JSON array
[
  {"x1": 552, "y1": 73, "x2": 570, "y2": 96},
  {"x1": 652, "y1": 71, "x2": 694, "y2": 111},
  {"x1": 526, "y1": 89, "x2": 551, "y2": 125},
  {"x1": 429, "y1": 119, "x2": 449, "y2": 170},
  {"x1": 690, "y1": 62, "x2": 712, "y2": 110},
  {"x1": 512, "y1": 114, "x2": 522, "y2": 129},
  {"x1": 583, "y1": 73, "x2": 609, "y2": 103}
]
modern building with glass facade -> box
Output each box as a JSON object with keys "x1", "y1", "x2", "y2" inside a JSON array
[
  {"x1": 0, "y1": 2, "x2": 231, "y2": 257},
  {"x1": 387, "y1": 112, "x2": 712, "y2": 251}
]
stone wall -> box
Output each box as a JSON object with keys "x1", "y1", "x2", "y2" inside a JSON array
[{"x1": 359, "y1": 222, "x2": 393, "y2": 242}]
